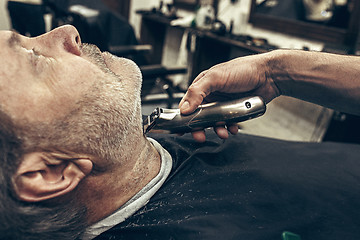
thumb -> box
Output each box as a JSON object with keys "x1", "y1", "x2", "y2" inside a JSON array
[
  {"x1": 179, "y1": 92, "x2": 202, "y2": 115},
  {"x1": 179, "y1": 82, "x2": 211, "y2": 115}
]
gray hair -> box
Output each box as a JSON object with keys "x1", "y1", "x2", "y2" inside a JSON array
[{"x1": 0, "y1": 111, "x2": 88, "y2": 240}]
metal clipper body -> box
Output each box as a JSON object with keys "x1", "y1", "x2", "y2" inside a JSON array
[{"x1": 143, "y1": 96, "x2": 266, "y2": 134}]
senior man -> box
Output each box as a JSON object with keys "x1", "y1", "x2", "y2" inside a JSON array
[
  {"x1": 0, "y1": 24, "x2": 161, "y2": 239},
  {"x1": 0, "y1": 25, "x2": 360, "y2": 240}
]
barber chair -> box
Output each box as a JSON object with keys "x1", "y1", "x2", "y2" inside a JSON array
[
  {"x1": 45, "y1": 1, "x2": 187, "y2": 108},
  {"x1": 7, "y1": 0, "x2": 46, "y2": 37}
]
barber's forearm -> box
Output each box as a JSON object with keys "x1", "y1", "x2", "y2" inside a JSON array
[{"x1": 267, "y1": 50, "x2": 360, "y2": 115}]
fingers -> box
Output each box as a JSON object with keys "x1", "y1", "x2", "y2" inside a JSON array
[
  {"x1": 179, "y1": 71, "x2": 211, "y2": 115},
  {"x1": 227, "y1": 124, "x2": 239, "y2": 135},
  {"x1": 179, "y1": 63, "x2": 241, "y2": 142},
  {"x1": 214, "y1": 126, "x2": 229, "y2": 139},
  {"x1": 190, "y1": 124, "x2": 239, "y2": 143},
  {"x1": 214, "y1": 124, "x2": 239, "y2": 139},
  {"x1": 179, "y1": 87, "x2": 206, "y2": 115},
  {"x1": 191, "y1": 130, "x2": 206, "y2": 143}
]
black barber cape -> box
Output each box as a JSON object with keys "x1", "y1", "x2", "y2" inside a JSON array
[{"x1": 94, "y1": 132, "x2": 360, "y2": 240}]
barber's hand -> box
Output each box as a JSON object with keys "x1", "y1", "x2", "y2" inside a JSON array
[{"x1": 179, "y1": 53, "x2": 280, "y2": 142}]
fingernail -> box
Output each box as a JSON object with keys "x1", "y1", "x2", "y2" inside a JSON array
[{"x1": 181, "y1": 101, "x2": 190, "y2": 111}]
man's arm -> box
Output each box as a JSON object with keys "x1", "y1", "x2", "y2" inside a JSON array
[
  {"x1": 179, "y1": 49, "x2": 360, "y2": 141},
  {"x1": 268, "y1": 50, "x2": 360, "y2": 116}
]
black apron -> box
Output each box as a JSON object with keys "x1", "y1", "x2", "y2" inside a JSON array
[{"x1": 95, "y1": 132, "x2": 360, "y2": 240}]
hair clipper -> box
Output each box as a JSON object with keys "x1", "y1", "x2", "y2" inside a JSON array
[{"x1": 143, "y1": 96, "x2": 266, "y2": 134}]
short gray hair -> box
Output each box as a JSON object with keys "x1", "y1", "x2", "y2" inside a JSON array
[{"x1": 0, "y1": 110, "x2": 87, "y2": 240}]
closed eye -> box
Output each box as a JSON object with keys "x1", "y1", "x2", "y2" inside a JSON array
[{"x1": 22, "y1": 47, "x2": 55, "y2": 73}]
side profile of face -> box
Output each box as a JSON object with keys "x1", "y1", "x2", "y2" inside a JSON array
[
  {"x1": 0, "y1": 25, "x2": 151, "y2": 239},
  {"x1": 0, "y1": 25, "x2": 143, "y2": 166}
]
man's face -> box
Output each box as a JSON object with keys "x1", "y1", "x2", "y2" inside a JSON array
[
  {"x1": 0, "y1": 25, "x2": 141, "y2": 122},
  {"x1": 0, "y1": 25, "x2": 143, "y2": 164}
]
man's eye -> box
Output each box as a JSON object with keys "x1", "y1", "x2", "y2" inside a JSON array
[
  {"x1": 23, "y1": 47, "x2": 45, "y2": 71},
  {"x1": 24, "y1": 48, "x2": 45, "y2": 65},
  {"x1": 24, "y1": 48, "x2": 40, "y2": 57},
  {"x1": 21, "y1": 46, "x2": 55, "y2": 73},
  {"x1": 32, "y1": 48, "x2": 42, "y2": 56}
]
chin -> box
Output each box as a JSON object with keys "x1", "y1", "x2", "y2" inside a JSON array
[{"x1": 103, "y1": 52, "x2": 143, "y2": 94}]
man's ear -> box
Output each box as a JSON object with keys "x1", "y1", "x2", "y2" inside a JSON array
[{"x1": 13, "y1": 152, "x2": 93, "y2": 202}]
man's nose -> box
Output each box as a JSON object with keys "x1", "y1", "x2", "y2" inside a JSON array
[{"x1": 35, "y1": 25, "x2": 82, "y2": 55}]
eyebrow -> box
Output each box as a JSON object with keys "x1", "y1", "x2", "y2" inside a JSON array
[{"x1": 7, "y1": 31, "x2": 21, "y2": 48}]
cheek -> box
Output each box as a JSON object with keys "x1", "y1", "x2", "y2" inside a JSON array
[
  {"x1": 50, "y1": 57, "x2": 110, "y2": 100},
  {"x1": 0, "y1": 67, "x2": 50, "y2": 122},
  {"x1": 55, "y1": 59, "x2": 100, "y2": 87},
  {"x1": 0, "y1": 83, "x2": 57, "y2": 123},
  {"x1": 1, "y1": 65, "x2": 102, "y2": 123},
  {"x1": 43, "y1": 64, "x2": 104, "y2": 117}
]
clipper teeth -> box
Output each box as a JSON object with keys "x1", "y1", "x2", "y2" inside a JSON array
[{"x1": 143, "y1": 108, "x2": 160, "y2": 134}]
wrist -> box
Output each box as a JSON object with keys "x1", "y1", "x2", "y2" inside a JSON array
[
  {"x1": 263, "y1": 49, "x2": 291, "y2": 98},
  {"x1": 265, "y1": 49, "x2": 306, "y2": 98}
]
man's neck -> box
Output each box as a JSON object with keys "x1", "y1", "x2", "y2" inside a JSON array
[{"x1": 79, "y1": 136, "x2": 161, "y2": 224}]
